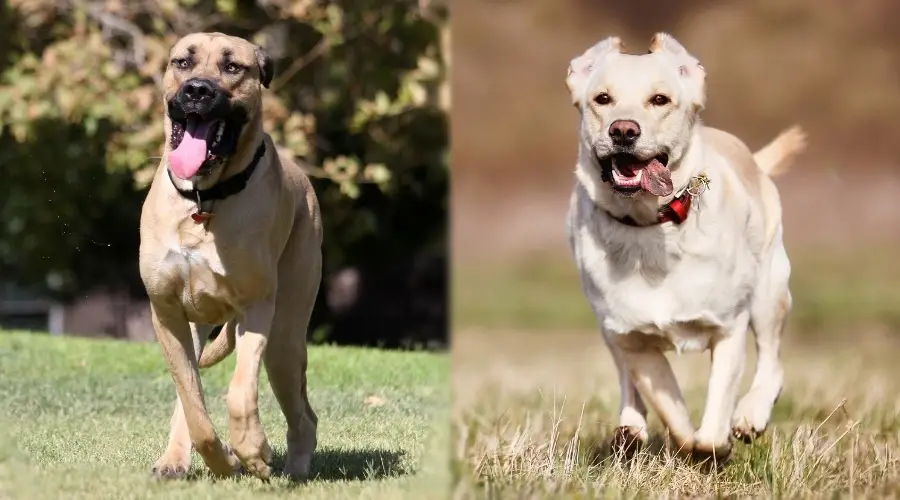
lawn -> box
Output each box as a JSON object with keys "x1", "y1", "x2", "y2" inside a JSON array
[
  {"x1": 0, "y1": 331, "x2": 449, "y2": 499},
  {"x1": 452, "y1": 249, "x2": 900, "y2": 497}
]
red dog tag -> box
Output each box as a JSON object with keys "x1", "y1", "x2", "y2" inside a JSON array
[{"x1": 191, "y1": 212, "x2": 213, "y2": 224}]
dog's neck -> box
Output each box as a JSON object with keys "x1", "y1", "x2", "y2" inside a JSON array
[
  {"x1": 216, "y1": 115, "x2": 265, "y2": 188},
  {"x1": 575, "y1": 127, "x2": 705, "y2": 226}
]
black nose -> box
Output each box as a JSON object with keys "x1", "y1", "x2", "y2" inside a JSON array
[
  {"x1": 178, "y1": 78, "x2": 220, "y2": 105},
  {"x1": 609, "y1": 119, "x2": 641, "y2": 146}
]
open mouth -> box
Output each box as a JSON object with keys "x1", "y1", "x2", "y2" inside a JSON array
[
  {"x1": 168, "y1": 114, "x2": 230, "y2": 180},
  {"x1": 598, "y1": 152, "x2": 673, "y2": 197}
]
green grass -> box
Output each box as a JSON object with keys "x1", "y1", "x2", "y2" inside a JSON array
[
  {"x1": 0, "y1": 331, "x2": 449, "y2": 499},
  {"x1": 453, "y1": 248, "x2": 900, "y2": 332}
]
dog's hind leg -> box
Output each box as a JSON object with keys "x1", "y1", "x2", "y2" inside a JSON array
[
  {"x1": 733, "y1": 244, "x2": 790, "y2": 442},
  {"x1": 606, "y1": 339, "x2": 649, "y2": 456},
  {"x1": 264, "y1": 228, "x2": 321, "y2": 481},
  {"x1": 614, "y1": 334, "x2": 696, "y2": 455}
]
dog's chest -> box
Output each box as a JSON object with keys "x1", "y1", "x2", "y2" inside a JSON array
[
  {"x1": 572, "y1": 216, "x2": 755, "y2": 350},
  {"x1": 142, "y1": 230, "x2": 273, "y2": 325}
]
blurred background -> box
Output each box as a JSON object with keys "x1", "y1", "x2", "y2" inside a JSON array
[
  {"x1": 452, "y1": 0, "x2": 900, "y2": 337},
  {"x1": 0, "y1": 0, "x2": 449, "y2": 349},
  {"x1": 451, "y1": 3, "x2": 900, "y2": 492}
]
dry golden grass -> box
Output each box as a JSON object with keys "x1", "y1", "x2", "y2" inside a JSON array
[{"x1": 452, "y1": 329, "x2": 900, "y2": 498}]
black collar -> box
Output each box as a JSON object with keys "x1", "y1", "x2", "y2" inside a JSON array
[{"x1": 168, "y1": 141, "x2": 266, "y2": 204}]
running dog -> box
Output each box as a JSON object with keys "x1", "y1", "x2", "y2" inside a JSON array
[{"x1": 565, "y1": 33, "x2": 806, "y2": 461}]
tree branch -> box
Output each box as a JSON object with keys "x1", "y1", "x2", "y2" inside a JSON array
[
  {"x1": 79, "y1": 1, "x2": 146, "y2": 68},
  {"x1": 269, "y1": 39, "x2": 328, "y2": 93}
]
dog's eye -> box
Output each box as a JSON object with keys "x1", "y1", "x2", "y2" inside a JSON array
[
  {"x1": 650, "y1": 94, "x2": 670, "y2": 106},
  {"x1": 224, "y1": 62, "x2": 242, "y2": 74},
  {"x1": 173, "y1": 58, "x2": 191, "y2": 70},
  {"x1": 594, "y1": 93, "x2": 612, "y2": 105}
]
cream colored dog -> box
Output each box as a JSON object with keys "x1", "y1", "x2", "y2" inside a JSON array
[
  {"x1": 139, "y1": 33, "x2": 321, "y2": 480},
  {"x1": 565, "y1": 33, "x2": 806, "y2": 461}
]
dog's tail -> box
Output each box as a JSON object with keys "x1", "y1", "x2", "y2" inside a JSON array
[
  {"x1": 753, "y1": 125, "x2": 807, "y2": 177},
  {"x1": 198, "y1": 322, "x2": 236, "y2": 368}
]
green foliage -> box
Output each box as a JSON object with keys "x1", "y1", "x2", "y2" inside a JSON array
[{"x1": 0, "y1": 0, "x2": 449, "y2": 316}]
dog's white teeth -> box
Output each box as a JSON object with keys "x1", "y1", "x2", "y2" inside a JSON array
[{"x1": 211, "y1": 123, "x2": 224, "y2": 148}]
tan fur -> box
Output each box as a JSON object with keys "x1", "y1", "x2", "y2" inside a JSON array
[
  {"x1": 753, "y1": 125, "x2": 807, "y2": 177},
  {"x1": 138, "y1": 33, "x2": 321, "y2": 480},
  {"x1": 198, "y1": 322, "x2": 234, "y2": 367},
  {"x1": 703, "y1": 126, "x2": 805, "y2": 249}
]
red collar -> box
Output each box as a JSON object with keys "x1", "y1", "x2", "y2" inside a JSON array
[{"x1": 608, "y1": 191, "x2": 693, "y2": 227}]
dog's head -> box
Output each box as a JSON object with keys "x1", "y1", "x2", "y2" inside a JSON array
[
  {"x1": 566, "y1": 33, "x2": 706, "y2": 202},
  {"x1": 163, "y1": 32, "x2": 274, "y2": 182}
]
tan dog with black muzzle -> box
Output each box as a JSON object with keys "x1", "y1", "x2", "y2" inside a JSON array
[{"x1": 138, "y1": 33, "x2": 322, "y2": 481}]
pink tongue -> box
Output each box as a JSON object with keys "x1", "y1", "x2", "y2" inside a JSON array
[
  {"x1": 169, "y1": 118, "x2": 214, "y2": 180},
  {"x1": 640, "y1": 159, "x2": 674, "y2": 197}
]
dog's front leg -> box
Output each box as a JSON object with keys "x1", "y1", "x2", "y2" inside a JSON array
[
  {"x1": 605, "y1": 338, "x2": 649, "y2": 456},
  {"x1": 614, "y1": 333, "x2": 696, "y2": 453},
  {"x1": 151, "y1": 306, "x2": 240, "y2": 478},
  {"x1": 692, "y1": 312, "x2": 749, "y2": 462},
  {"x1": 152, "y1": 323, "x2": 211, "y2": 479},
  {"x1": 227, "y1": 299, "x2": 275, "y2": 480}
]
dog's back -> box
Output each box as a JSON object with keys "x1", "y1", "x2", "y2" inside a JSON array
[
  {"x1": 277, "y1": 146, "x2": 324, "y2": 247},
  {"x1": 702, "y1": 126, "x2": 805, "y2": 249}
]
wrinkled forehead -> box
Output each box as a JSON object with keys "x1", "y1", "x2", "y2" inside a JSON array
[
  {"x1": 587, "y1": 53, "x2": 681, "y2": 96},
  {"x1": 170, "y1": 33, "x2": 256, "y2": 63}
]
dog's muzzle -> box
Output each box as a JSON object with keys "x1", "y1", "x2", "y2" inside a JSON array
[{"x1": 167, "y1": 79, "x2": 246, "y2": 181}]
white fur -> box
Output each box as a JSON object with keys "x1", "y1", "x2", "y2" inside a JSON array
[{"x1": 565, "y1": 33, "x2": 803, "y2": 457}]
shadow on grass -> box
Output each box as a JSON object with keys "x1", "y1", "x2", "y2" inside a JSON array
[
  {"x1": 587, "y1": 432, "x2": 733, "y2": 473},
  {"x1": 302, "y1": 447, "x2": 408, "y2": 482},
  {"x1": 183, "y1": 447, "x2": 408, "y2": 484},
  {"x1": 587, "y1": 432, "x2": 670, "y2": 465}
]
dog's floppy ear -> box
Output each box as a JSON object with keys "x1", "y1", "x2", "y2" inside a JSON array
[
  {"x1": 256, "y1": 46, "x2": 274, "y2": 89},
  {"x1": 566, "y1": 36, "x2": 623, "y2": 108},
  {"x1": 648, "y1": 32, "x2": 706, "y2": 111}
]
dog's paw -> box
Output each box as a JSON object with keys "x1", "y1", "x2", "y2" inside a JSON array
[
  {"x1": 151, "y1": 464, "x2": 188, "y2": 480},
  {"x1": 233, "y1": 440, "x2": 273, "y2": 481},
  {"x1": 151, "y1": 457, "x2": 190, "y2": 480},
  {"x1": 200, "y1": 444, "x2": 245, "y2": 479},
  {"x1": 731, "y1": 386, "x2": 781, "y2": 443},
  {"x1": 732, "y1": 423, "x2": 766, "y2": 444},
  {"x1": 223, "y1": 444, "x2": 245, "y2": 476},
  {"x1": 610, "y1": 425, "x2": 648, "y2": 459}
]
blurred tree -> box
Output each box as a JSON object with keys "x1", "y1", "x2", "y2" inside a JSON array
[{"x1": 0, "y1": 0, "x2": 449, "y2": 348}]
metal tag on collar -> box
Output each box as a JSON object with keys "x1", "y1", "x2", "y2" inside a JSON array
[{"x1": 687, "y1": 173, "x2": 711, "y2": 197}]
